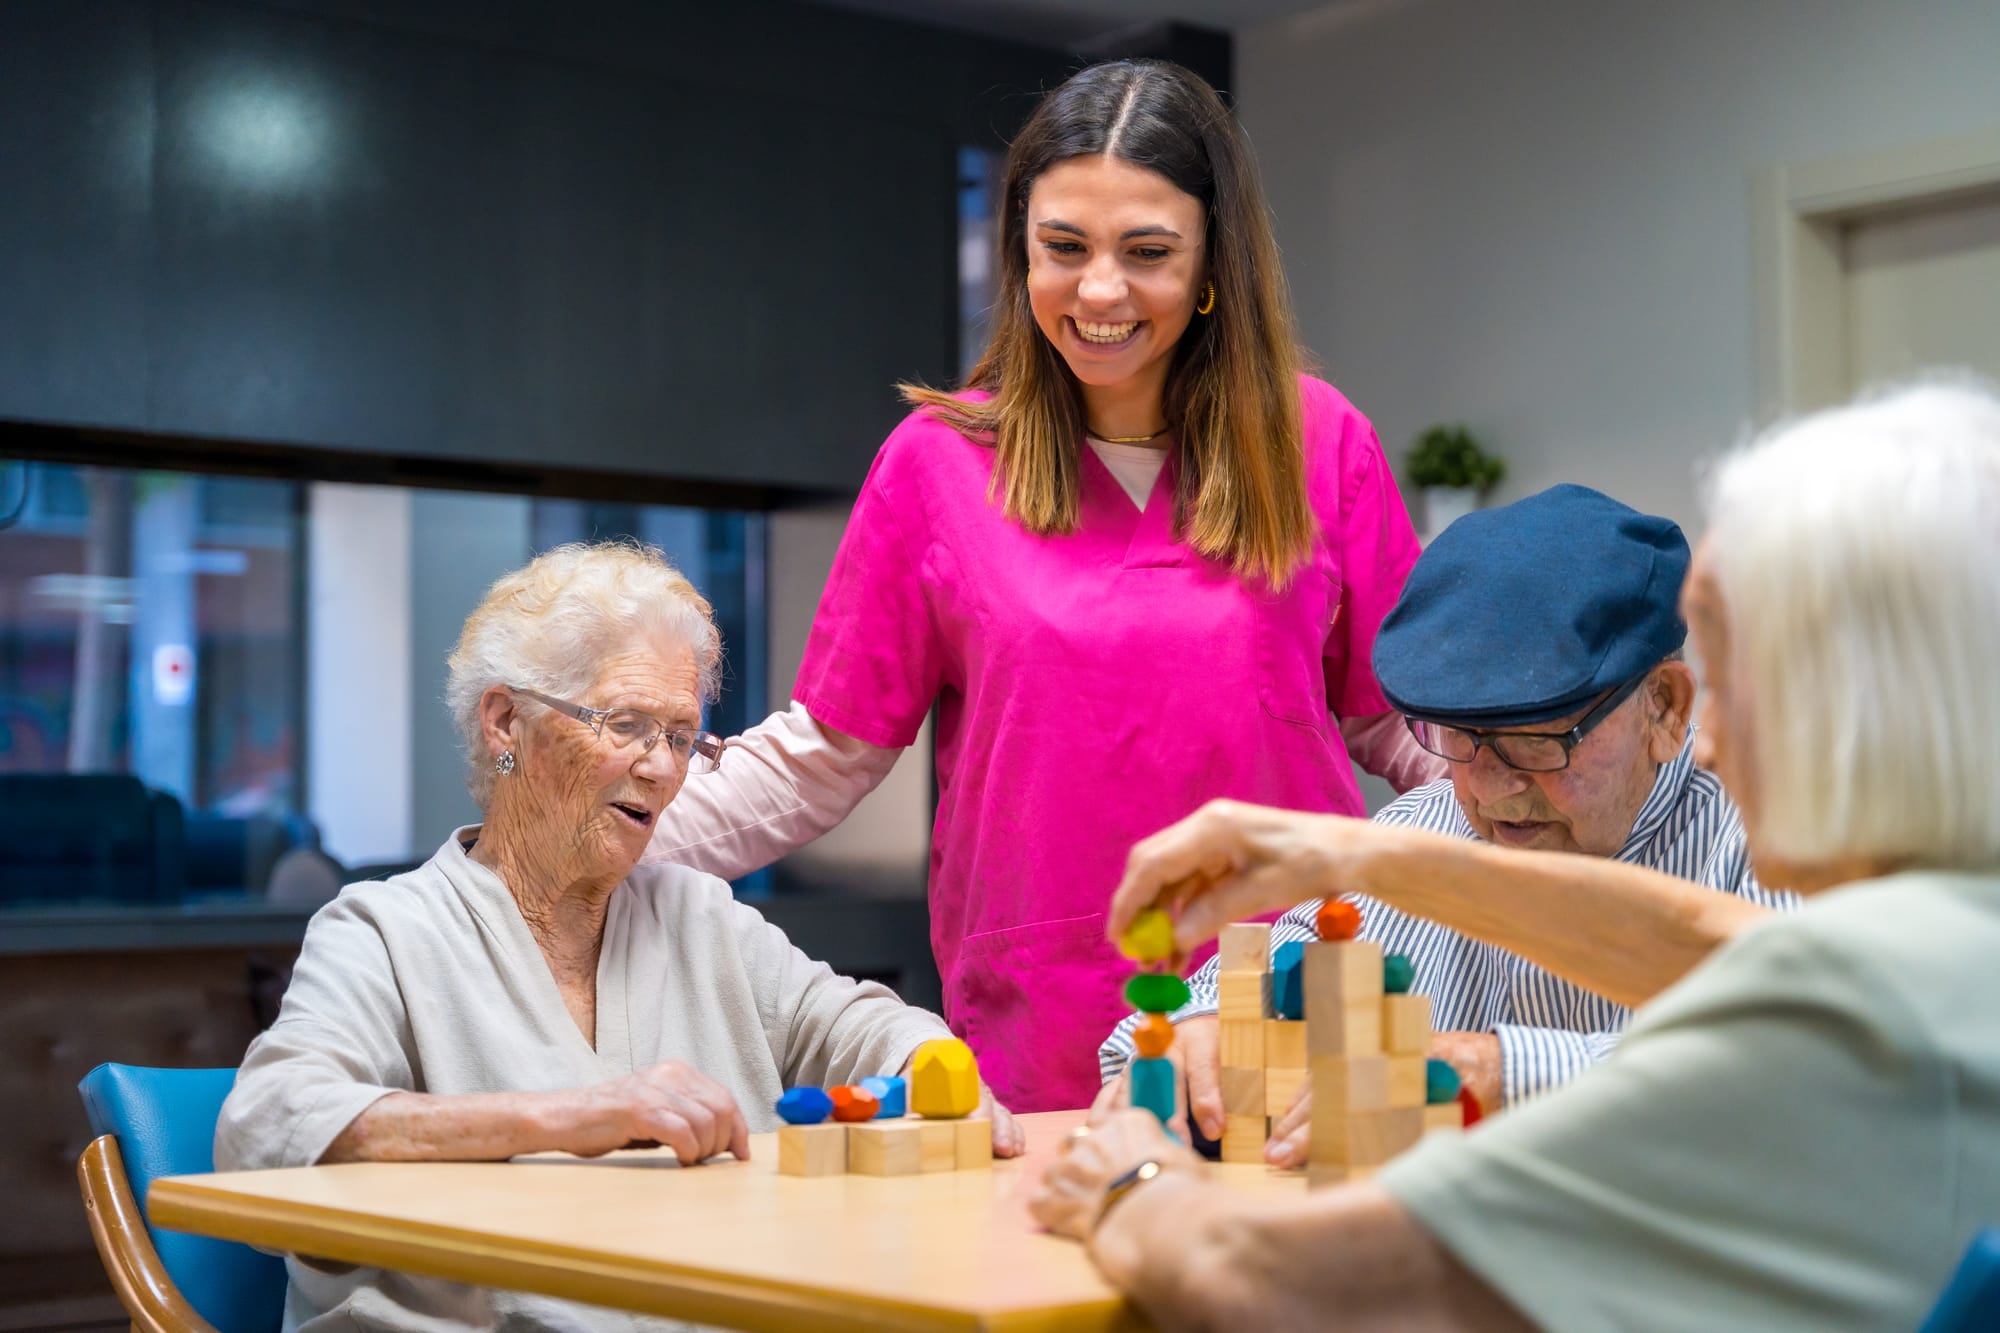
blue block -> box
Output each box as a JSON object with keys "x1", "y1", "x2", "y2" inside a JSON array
[
  {"x1": 1272, "y1": 938, "x2": 1306, "y2": 1020},
  {"x1": 1130, "y1": 1057, "x2": 1176, "y2": 1127},
  {"x1": 860, "y1": 1075, "x2": 907, "y2": 1119},
  {"x1": 776, "y1": 1086, "x2": 833, "y2": 1125}
]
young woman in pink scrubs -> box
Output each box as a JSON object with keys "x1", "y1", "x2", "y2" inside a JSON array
[{"x1": 648, "y1": 59, "x2": 1438, "y2": 1113}]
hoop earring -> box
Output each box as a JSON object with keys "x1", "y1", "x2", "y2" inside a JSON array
[
  {"x1": 495, "y1": 750, "x2": 516, "y2": 776},
  {"x1": 1196, "y1": 282, "x2": 1216, "y2": 316}
]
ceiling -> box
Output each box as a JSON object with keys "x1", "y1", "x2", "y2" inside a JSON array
[{"x1": 805, "y1": 0, "x2": 1342, "y2": 47}]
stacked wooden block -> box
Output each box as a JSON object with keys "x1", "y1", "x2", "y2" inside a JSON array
[
  {"x1": 1304, "y1": 901, "x2": 1463, "y2": 1188},
  {"x1": 1215, "y1": 904, "x2": 1467, "y2": 1182},
  {"x1": 1117, "y1": 909, "x2": 1187, "y2": 1128},
  {"x1": 776, "y1": 1038, "x2": 994, "y2": 1177}
]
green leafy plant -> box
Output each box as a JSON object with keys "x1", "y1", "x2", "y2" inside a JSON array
[{"x1": 1406, "y1": 424, "x2": 1504, "y2": 491}]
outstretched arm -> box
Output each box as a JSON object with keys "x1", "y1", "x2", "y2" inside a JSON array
[{"x1": 1109, "y1": 801, "x2": 1772, "y2": 1010}]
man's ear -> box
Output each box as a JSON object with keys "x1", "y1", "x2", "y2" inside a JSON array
[
  {"x1": 1647, "y1": 660, "x2": 1697, "y2": 763},
  {"x1": 477, "y1": 686, "x2": 521, "y2": 764}
]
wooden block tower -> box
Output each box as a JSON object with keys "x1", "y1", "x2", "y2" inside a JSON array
[
  {"x1": 775, "y1": 1037, "x2": 994, "y2": 1177},
  {"x1": 1215, "y1": 921, "x2": 1275, "y2": 1163},
  {"x1": 1302, "y1": 900, "x2": 1466, "y2": 1188},
  {"x1": 1118, "y1": 909, "x2": 1186, "y2": 1128}
]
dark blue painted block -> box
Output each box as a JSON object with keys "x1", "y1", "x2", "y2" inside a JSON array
[{"x1": 776, "y1": 1086, "x2": 833, "y2": 1125}]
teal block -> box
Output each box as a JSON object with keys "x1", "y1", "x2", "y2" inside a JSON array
[
  {"x1": 1131, "y1": 1057, "x2": 1176, "y2": 1126},
  {"x1": 1272, "y1": 939, "x2": 1305, "y2": 1019}
]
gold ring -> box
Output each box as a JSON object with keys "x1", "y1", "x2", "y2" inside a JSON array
[{"x1": 1062, "y1": 1125, "x2": 1093, "y2": 1151}]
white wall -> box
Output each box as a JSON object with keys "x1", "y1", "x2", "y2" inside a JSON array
[{"x1": 1239, "y1": 0, "x2": 2000, "y2": 534}]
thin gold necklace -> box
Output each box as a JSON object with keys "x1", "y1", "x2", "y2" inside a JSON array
[{"x1": 1091, "y1": 424, "x2": 1171, "y2": 444}]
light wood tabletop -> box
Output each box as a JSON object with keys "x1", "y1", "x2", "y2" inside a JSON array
[{"x1": 148, "y1": 1109, "x2": 1306, "y2": 1332}]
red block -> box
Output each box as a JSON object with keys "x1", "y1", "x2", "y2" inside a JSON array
[
  {"x1": 830, "y1": 1085, "x2": 881, "y2": 1122},
  {"x1": 1456, "y1": 1086, "x2": 1484, "y2": 1128},
  {"x1": 1316, "y1": 900, "x2": 1363, "y2": 942}
]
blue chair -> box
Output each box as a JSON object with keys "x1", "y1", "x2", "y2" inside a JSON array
[
  {"x1": 1921, "y1": 1229, "x2": 2000, "y2": 1333},
  {"x1": 75, "y1": 1064, "x2": 285, "y2": 1333}
]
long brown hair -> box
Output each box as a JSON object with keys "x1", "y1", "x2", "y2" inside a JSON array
[{"x1": 903, "y1": 59, "x2": 1311, "y2": 586}]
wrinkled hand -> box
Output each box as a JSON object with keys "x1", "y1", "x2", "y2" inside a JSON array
[
  {"x1": 569, "y1": 1061, "x2": 751, "y2": 1164},
  {"x1": 1264, "y1": 1078, "x2": 1313, "y2": 1168},
  {"x1": 1430, "y1": 1030, "x2": 1503, "y2": 1114},
  {"x1": 978, "y1": 1084, "x2": 1028, "y2": 1158},
  {"x1": 1106, "y1": 800, "x2": 1363, "y2": 958},
  {"x1": 1029, "y1": 1110, "x2": 1202, "y2": 1242}
]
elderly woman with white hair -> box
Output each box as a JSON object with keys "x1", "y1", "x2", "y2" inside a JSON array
[
  {"x1": 1032, "y1": 380, "x2": 2000, "y2": 1332},
  {"x1": 218, "y1": 542, "x2": 1023, "y2": 1332}
]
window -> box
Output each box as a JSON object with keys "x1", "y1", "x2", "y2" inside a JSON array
[{"x1": 0, "y1": 460, "x2": 768, "y2": 907}]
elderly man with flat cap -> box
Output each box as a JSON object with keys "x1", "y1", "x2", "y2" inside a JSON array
[{"x1": 1099, "y1": 484, "x2": 1795, "y2": 1158}]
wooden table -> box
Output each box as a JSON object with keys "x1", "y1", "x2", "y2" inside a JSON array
[{"x1": 149, "y1": 1110, "x2": 1305, "y2": 1332}]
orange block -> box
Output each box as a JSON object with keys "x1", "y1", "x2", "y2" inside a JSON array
[
  {"x1": 1316, "y1": 899, "x2": 1362, "y2": 941},
  {"x1": 1133, "y1": 1012, "x2": 1175, "y2": 1059},
  {"x1": 829, "y1": 1086, "x2": 880, "y2": 1122}
]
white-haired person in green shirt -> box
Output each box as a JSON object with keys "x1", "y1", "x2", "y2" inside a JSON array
[{"x1": 1032, "y1": 378, "x2": 2000, "y2": 1333}]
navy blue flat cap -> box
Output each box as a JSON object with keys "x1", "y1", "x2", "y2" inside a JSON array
[{"x1": 1375, "y1": 484, "x2": 1689, "y2": 727}]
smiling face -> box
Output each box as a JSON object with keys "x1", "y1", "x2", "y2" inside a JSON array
[
  {"x1": 1449, "y1": 662, "x2": 1694, "y2": 857},
  {"x1": 1024, "y1": 154, "x2": 1207, "y2": 428},
  {"x1": 492, "y1": 636, "x2": 701, "y2": 887}
]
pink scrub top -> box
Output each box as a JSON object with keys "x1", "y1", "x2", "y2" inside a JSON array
[{"x1": 794, "y1": 375, "x2": 1421, "y2": 1111}]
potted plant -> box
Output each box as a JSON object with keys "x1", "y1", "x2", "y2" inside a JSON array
[{"x1": 1406, "y1": 424, "x2": 1504, "y2": 537}]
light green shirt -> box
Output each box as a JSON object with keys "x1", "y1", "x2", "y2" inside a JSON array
[{"x1": 1380, "y1": 869, "x2": 2000, "y2": 1332}]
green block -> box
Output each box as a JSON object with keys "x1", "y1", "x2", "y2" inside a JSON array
[
  {"x1": 1383, "y1": 953, "x2": 1416, "y2": 994},
  {"x1": 1124, "y1": 972, "x2": 1191, "y2": 1014}
]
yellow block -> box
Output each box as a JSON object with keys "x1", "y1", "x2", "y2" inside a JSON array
[
  {"x1": 910, "y1": 1038, "x2": 980, "y2": 1119},
  {"x1": 1117, "y1": 909, "x2": 1176, "y2": 963}
]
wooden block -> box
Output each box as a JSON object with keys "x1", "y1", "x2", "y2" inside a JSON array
[
  {"x1": 953, "y1": 1118, "x2": 993, "y2": 1168},
  {"x1": 1264, "y1": 1066, "x2": 1308, "y2": 1117},
  {"x1": 1265, "y1": 1019, "x2": 1308, "y2": 1069},
  {"x1": 777, "y1": 1123, "x2": 848, "y2": 1177},
  {"x1": 1219, "y1": 1114, "x2": 1268, "y2": 1164},
  {"x1": 1308, "y1": 1054, "x2": 1389, "y2": 1114},
  {"x1": 1386, "y1": 1055, "x2": 1427, "y2": 1108},
  {"x1": 1423, "y1": 1102, "x2": 1465, "y2": 1136},
  {"x1": 850, "y1": 1120, "x2": 958, "y2": 1176},
  {"x1": 1308, "y1": 1107, "x2": 1424, "y2": 1167},
  {"x1": 1306, "y1": 942, "x2": 1385, "y2": 1055},
  {"x1": 1308, "y1": 999, "x2": 1383, "y2": 1056},
  {"x1": 1217, "y1": 970, "x2": 1272, "y2": 1020},
  {"x1": 1220, "y1": 1066, "x2": 1266, "y2": 1116},
  {"x1": 1219, "y1": 1019, "x2": 1265, "y2": 1068},
  {"x1": 1381, "y1": 994, "x2": 1432, "y2": 1055},
  {"x1": 1307, "y1": 1163, "x2": 1377, "y2": 1190},
  {"x1": 1303, "y1": 939, "x2": 1384, "y2": 1007},
  {"x1": 1218, "y1": 923, "x2": 1272, "y2": 972}
]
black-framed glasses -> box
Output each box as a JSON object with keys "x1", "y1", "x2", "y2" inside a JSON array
[
  {"x1": 1404, "y1": 671, "x2": 1650, "y2": 774},
  {"x1": 509, "y1": 687, "x2": 725, "y2": 774}
]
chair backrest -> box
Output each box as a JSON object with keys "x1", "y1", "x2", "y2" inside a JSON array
[
  {"x1": 1921, "y1": 1228, "x2": 2000, "y2": 1333},
  {"x1": 77, "y1": 1064, "x2": 286, "y2": 1333}
]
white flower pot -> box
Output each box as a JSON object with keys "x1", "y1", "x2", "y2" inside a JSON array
[{"x1": 1423, "y1": 486, "x2": 1481, "y2": 540}]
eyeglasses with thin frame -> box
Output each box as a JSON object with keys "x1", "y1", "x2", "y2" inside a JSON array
[
  {"x1": 509, "y1": 687, "x2": 725, "y2": 774},
  {"x1": 1403, "y1": 671, "x2": 1650, "y2": 774}
]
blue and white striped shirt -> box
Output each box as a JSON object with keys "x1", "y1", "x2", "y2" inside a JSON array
[{"x1": 1099, "y1": 737, "x2": 1797, "y2": 1106}]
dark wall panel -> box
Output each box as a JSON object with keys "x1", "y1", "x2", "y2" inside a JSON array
[
  {"x1": 0, "y1": 0, "x2": 1050, "y2": 495},
  {"x1": 0, "y1": 0, "x2": 153, "y2": 431}
]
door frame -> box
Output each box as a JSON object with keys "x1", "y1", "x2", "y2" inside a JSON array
[{"x1": 1753, "y1": 125, "x2": 2000, "y2": 418}]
